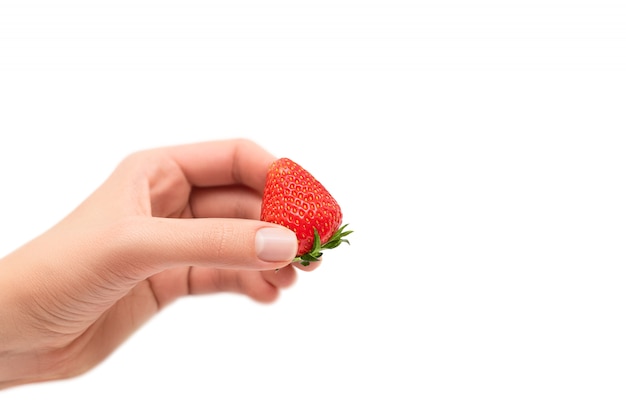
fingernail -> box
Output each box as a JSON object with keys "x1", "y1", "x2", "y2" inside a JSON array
[{"x1": 255, "y1": 227, "x2": 297, "y2": 262}]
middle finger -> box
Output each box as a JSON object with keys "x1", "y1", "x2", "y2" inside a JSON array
[{"x1": 190, "y1": 185, "x2": 262, "y2": 220}]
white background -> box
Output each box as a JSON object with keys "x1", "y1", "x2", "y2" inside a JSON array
[{"x1": 1, "y1": 0, "x2": 626, "y2": 416}]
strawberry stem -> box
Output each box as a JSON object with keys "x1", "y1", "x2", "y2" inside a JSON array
[{"x1": 293, "y1": 224, "x2": 353, "y2": 266}]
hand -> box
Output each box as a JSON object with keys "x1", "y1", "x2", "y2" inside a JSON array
[{"x1": 0, "y1": 138, "x2": 317, "y2": 389}]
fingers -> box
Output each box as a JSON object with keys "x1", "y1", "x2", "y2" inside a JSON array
[
  {"x1": 163, "y1": 138, "x2": 277, "y2": 192},
  {"x1": 102, "y1": 139, "x2": 273, "y2": 219},
  {"x1": 100, "y1": 216, "x2": 298, "y2": 277},
  {"x1": 148, "y1": 262, "x2": 302, "y2": 309},
  {"x1": 189, "y1": 185, "x2": 262, "y2": 220},
  {"x1": 293, "y1": 260, "x2": 322, "y2": 272},
  {"x1": 185, "y1": 267, "x2": 298, "y2": 303}
]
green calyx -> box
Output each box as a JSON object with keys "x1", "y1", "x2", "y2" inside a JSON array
[{"x1": 293, "y1": 224, "x2": 353, "y2": 266}]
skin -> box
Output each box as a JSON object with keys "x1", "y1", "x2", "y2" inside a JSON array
[{"x1": 0, "y1": 138, "x2": 319, "y2": 389}]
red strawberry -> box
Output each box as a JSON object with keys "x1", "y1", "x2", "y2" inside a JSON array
[{"x1": 260, "y1": 157, "x2": 352, "y2": 266}]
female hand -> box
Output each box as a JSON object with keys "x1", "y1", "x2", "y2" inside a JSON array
[{"x1": 0, "y1": 138, "x2": 317, "y2": 389}]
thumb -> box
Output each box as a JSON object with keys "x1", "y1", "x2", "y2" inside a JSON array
[{"x1": 103, "y1": 216, "x2": 298, "y2": 275}]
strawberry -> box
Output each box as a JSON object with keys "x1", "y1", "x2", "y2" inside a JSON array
[{"x1": 260, "y1": 157, "x2": 352, "y2": 266}]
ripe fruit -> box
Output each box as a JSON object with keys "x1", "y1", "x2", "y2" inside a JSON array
[{"x1": 260, "y1": 158, "x2": 352, "y2": 266}]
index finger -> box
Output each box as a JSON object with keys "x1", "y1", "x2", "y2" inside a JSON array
[{"x1": 164, "y1": 138, "x2": 277, "y2": 192}]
